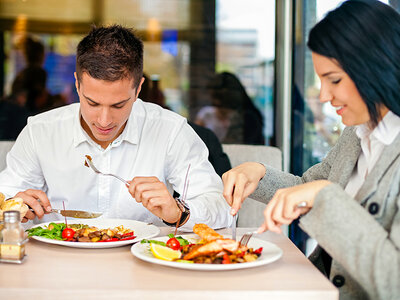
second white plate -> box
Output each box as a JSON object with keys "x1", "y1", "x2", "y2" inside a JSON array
[
  {"x1": 29, "y1": 219, "x2": 160, "y2": 249},
  {"x1": 131, "y1": 234, "x2": 282, "y2": 271}
]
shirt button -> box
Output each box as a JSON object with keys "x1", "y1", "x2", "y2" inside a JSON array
[
  {"x1": 332, "y1": 275, "x2": 345, "y2": 287},
  {"x1": 368, "y1": 202, "x2": 379, "y2": 215}
]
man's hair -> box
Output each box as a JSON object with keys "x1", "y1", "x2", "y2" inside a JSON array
[
  {"x1": 76, "y1": 25, "x2": 143, "y2": 89},
  {"x1": 308, "y1": 0, "x2": 400, "y2": 126}
]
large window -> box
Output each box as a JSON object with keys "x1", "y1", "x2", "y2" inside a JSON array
[{"x1": 0, "y1": 0, "x2": 276, "y2": 145}]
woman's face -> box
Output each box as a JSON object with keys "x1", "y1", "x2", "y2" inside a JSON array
[{"x1": 311, "y1": 52, "x2": 371, "y2": 126}]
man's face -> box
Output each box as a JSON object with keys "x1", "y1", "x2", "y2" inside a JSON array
[{"x1": 75, "y1": 72, "x2": 143, "y2": 148}]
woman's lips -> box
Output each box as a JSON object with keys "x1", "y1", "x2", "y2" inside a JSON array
[{"x1": 335, "y1": 106, "x2": 345, "y2": 116}]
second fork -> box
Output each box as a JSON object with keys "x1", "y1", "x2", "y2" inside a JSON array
[{"x1": 84, "y1": 155, "x2": 130, "y2": 185}]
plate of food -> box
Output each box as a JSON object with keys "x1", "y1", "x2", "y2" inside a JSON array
[
  {"x1": 26, "y1": 219, "x2": 160, "y2": 249},
  {"x1": 131, "y1": 223, "x2": 282, "y2": 270}
]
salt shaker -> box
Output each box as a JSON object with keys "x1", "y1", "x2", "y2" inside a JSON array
[{"x1": 0, "y1": 210, "x2": 28, "y2": 263}]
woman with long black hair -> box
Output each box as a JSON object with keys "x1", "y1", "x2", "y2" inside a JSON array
[{"x1": 222, "y1": 1, "x2": 400, "y2": 299}]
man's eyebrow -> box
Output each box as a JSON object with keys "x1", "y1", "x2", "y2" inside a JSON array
[{"x1": 82, "y1": 93, "x2": 131, "y2": 105}]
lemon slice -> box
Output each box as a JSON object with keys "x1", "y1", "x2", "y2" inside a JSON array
[{"x1": 150, "y1": 243, "x2": 181, "y2": 261}]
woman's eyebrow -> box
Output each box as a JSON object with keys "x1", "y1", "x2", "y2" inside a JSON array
[{"x1": 321, "y1": 71, "x2": 340, "y2": 77}]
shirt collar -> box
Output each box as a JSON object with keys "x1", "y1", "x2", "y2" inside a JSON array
[
  {"x1": 73, "y1": 104, "x2": 88, "y2": 148},
  {"x1": 72, "y1": 100, "x2": 141, "y2": 148},
  {"x1": 355, "y1": 111, "x2": 400, "y2": 145},
  {"x1": 116, "y1": 99, "x2": 140, "y2": 145}
]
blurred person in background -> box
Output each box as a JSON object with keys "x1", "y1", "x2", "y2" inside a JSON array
[
  {"x1": 195, "y1": 72, "x2": 264, "y2": 145},
  {"x1": 222, "y1": 1, "x2": 400, "y2": 299},
  {"x1": 12, "y1": 36, "x2": 66, "y2": 114},
  {"x1": 139, "y1": 73, "x2": 231, "y2": 177},
  {"x1": 0, "y1": 79, "x2": 30, "y2": 140}
]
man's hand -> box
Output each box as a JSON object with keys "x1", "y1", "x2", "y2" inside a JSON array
[
  {"x1": 15, "y1": 189, "x2": 52, "y2": 223},
  {"x1": 257, "y1": 180, "x2": 332, "y2": 234},
  {"x1": 222, "y1": 162, "x2": 266, "y2": 215},
  {"x1": 127, "y1": 177, "x2": 181, "y2": 223}
]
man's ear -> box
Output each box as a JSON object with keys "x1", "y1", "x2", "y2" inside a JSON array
[
  {"x1": 74, "y1": 72, "x2": 80, "y2": 92},
  {"x1": 135, "y1": 77, "x2": 145, "y2": 99}
]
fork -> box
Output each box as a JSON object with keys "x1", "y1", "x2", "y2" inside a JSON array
[
  {"x1": 239, "y1": 230, "x2": 258, "y2": 246},
  {"x1": 239, "y1": 201, "x2": 309, "y2": 246},
  {"x1": 84, "y1": 156, "x2": 130, "y2": 185}
]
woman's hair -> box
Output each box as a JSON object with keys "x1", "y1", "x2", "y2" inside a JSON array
[
  {"x1": 76, "y1": 25, "x2": 143, "y2": 89},
  {"x1": 308, "y1": 0, "x2": 400, "y2": 126}
]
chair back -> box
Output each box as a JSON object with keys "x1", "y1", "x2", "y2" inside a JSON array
[
  {"x1": 0, "y1": 141, "x2": 15, "y2": 171},
  {"x1": 222, "y1": 144, "x2": 282, "y2": 227}
]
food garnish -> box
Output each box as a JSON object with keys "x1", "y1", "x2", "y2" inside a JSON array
[
  {"x1": 150, "y1": 243, "x2": 181, "y2": 261},
  {"x1": 146, "y1": 224, "x2": 263, "y2": 264},
  {"x1": 166, "y1": 237, "x2": 181, "y2": 250},
  {"x1": 62, "y1": 228, "x2": 75, "y2": 241},
  {"x1": 27, "y1": 223, "x2": 135, "y2": 243}
]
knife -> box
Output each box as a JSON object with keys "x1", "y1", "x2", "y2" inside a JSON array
[
  {"x1": 50, "y1": 209, "x2": 102, "y2": 219},
  {"x1": 232, "y1": 213, "x2": 237, "y2": 241}
]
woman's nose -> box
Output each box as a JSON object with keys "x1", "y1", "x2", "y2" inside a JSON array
[{"x1": 319, "y1": 85, "x2": 333, "y2": 103}]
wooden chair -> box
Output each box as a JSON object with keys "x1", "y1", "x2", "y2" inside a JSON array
[{"x1": 222, "y1": 144, "x2": 283, "y2": 228}]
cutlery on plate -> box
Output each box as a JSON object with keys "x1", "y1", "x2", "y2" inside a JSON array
[
  {"x1": 51, "y1": 209, "x2": 102, "y2": 219},
  {"x1": 84, "y1": 155, "x2": 130, "y2": 185},
  {"x1": 239, "y1": 201, "x2": 309, "y2": 245},
  {"x1": 231, "y1": 213, "x2": 237, "y2": 241}
]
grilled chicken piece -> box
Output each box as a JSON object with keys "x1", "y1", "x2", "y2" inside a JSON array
[
  {"x1": 193, "y1": 223, "x2": 223, "y2": 242},
  {"x1": 183, "y1": 238, "x2": 240, "y2": 260}
]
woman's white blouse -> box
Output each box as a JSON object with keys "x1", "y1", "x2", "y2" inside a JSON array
[{"x1": 345, "y1": 111, "x2": 400, "y2": 197}]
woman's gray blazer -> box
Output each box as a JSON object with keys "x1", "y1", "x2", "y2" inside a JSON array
[{"x1": 252, "y1": 126, "x2": 400, "y2": 300}]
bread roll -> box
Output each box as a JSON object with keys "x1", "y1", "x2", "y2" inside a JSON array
[
  {"x1": 0, "y1": 197, "x2": 29, "y2": 222},
  {"x1": 0, "y1": 192, "x2": 5, "y2": 208}
]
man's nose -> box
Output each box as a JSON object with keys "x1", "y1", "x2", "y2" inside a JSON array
[{"x1": 98, "y1": 107, "x2": 112, "y2": 127}]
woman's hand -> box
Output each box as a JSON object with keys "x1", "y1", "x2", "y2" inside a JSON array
[
  {"x1": 222, "y1": 162, "x2": 266, "y2": 215},
  {"x1": 258, "y1": 180, "x2": 332, "y2": 234}
]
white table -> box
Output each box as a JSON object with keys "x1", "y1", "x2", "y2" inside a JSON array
[{"x1": 0, "y1": 227, "x2": 338, "y2": 300}]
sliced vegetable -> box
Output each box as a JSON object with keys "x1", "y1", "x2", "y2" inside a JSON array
[
  {"x1": 166, "y1": 237, "x2": 181, "y2": 250},
  {"x1": 62, "y1": 228, "x2": 75, "y2": 241},
  {"x1": 253, "y1": 247, "x2": 263, "y2": 255}
]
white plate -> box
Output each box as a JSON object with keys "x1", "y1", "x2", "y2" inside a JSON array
[
  {"x1": 131, "y1": 234, "x2": 282, "y2": 271},
  {"x1": 29, "y1": 219, "x2": 160, "y2": 249}
]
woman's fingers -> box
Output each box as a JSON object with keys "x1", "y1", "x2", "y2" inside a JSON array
[
  {"x1": 222, "y1": 172, "x2": 236, "y2": 206},
  {"x1": 222, "y1": 162, "x2": 265, "y2": 215}
]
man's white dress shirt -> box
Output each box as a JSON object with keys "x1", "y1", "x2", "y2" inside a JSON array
[
  {"x1": 0, "y1": 99, "x2": 232, "y2": 230},
  {"x1": 345, "y1": 111, "x2": 400, "y2": 197}
]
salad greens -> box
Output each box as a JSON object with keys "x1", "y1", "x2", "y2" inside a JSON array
[
  {"x1": 26, "y1": 222, "x2": 66, "y2": 240},
  {"x1": 26, "y1": 223, "x2": 89, "y2": 240},
  {"x1": 141, "y1": 234, "x2": 190, "y2": 247},
  {"x1": 168, "y1": 234, "x2": 189, "y2": 246},
  {"x1": 140, "y1": 239, "x2": 166, "y2": 246}
]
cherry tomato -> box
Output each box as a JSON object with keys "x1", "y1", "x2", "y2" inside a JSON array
[
  {"x1": 253, "y1": 247, "x2": 263, "y2": 255},
  {"x1": 166, "y1": 237, "x2": 181, "y2": 250},
  {"x1": 62, "y1": 228, "x2": 75, "y2": 241}
]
